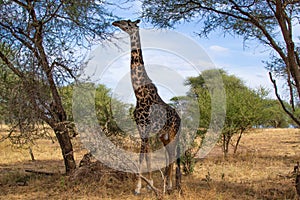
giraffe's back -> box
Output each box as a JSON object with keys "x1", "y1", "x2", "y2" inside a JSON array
[{"x1": 133, "y1": 83, "x2": 181, "y2": 143}]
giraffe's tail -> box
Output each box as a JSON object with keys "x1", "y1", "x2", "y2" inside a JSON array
[{"x1": 175, "y1": 130, "x2": 181, "y2": 190}]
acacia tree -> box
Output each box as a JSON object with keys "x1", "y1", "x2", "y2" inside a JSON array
[
  {"x1": 0, "y1": 1, "x2": 114, "y2": 174},
  {"x1": 61, "y1": 83, "x2": 127, "y2": 135},
  {"x1": 187, "y1": 70, "x2": 265, "y2": 157},
  {"x1": 142, "y1": 0, "x2": 300, "y2": 126},
  {"x1": 260, "y1": 99, "x2": 290, "y2": 128}
]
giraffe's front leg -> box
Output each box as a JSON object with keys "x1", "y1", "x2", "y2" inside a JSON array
[
  {"x1": 134, "y1": 138, "x2": 147, "y2": 195},
  {"x1": 165, "y1": 142, "x2": 176, "y2": 193},
  {"x1": 145, "y1": 145, "x2": 153, "y2": 190},
  {"x1": 134, "y1": 149, "x2": 144, "y2": 195},
  {"x1": 135, "y1": 174, "x2": 142, "y2": 195},
  {"x1": 165, "y1": 163, "x2": 174, "y2": 193}
]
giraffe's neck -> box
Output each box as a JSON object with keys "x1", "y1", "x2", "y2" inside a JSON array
[{"x1": 129, "y1": 30, "x2": 152, "y2": 91}]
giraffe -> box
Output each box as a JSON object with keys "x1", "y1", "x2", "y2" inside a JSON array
[{"x1": 112, "y1": 19, "x2": 181, "y2": 195}]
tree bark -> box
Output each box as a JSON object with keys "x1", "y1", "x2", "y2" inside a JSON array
[
  {"x1": 269, "y1": 72, "x2": 300, "y2": 126},
  {"x1": 53, "y1": 123, "x2": 76, "y2": 174},
  {"x1": 275, "y1": 0, "x2": 300, "y2": 100},
  {"x1": 234, "y1": 129, "x2": 244, "y2": 154},
  {"x1": 223, "y1": 134, "x2": 230, "y2": 158}
]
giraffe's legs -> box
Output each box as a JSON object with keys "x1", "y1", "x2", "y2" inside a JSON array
[
  {"x1": 135, "y1": 139, "x2": 145, "y2": 195},
  {"x1": 135, "y1": 175, "x2": 142, "y2": 195},
  {"x1": 145, "y1": 149, "x2": 153, "y2": 189},
  {"x1": 165, "y1": 142, "x2": 176, "y2": 192},
  {"x1": 165, "y1": 163, "x2": 174, "y2": 192},
  {"x1": 135, "y1": 138, "x2": 153, "y2": 195}
]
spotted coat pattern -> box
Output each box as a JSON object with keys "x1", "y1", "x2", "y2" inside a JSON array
[{"x1": 112, "y1": 19, "x2": 181, "y2": 194}]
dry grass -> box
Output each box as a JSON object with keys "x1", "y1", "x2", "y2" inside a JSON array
[{"x1": 1, "y1": 127, "x2": 300, "y2": 200}]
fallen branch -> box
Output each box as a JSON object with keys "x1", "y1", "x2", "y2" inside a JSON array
[
  {"x1": 140, "y1": 174, "x2": 163, "y2": 199},
  {"x1": 25, "y1": 169, "x2": 55, "y2": 176}
]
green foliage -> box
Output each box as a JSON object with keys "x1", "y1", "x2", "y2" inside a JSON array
[
  {"x1": 0, "y1": 1, "x2": 116, "y2": 141},
  {"x1": 59, "y1": 85, "x2": 74, "y2": 122},
  {"x1": 94, "y1": 84, "x2": 126, "y2": 135},
  {"x1": 65, "y1": 83, "x2": 130, "y2": 136},
  {"x1": 181, "y1": 148, "x2": 195, "y2": 175},
  {"x1": 60, "y1": 84, "x2": 128, "y2": 134},
  {"x1": 0, "y1": 45, "x2": 19, "y2": 123},
  {"x1": 260, "y1": 99, "x2": 290, "y2": 128},
  {"x1": 0, "y1": 1, "x2": 118, "y2": 173},
  {"x1": 185, "y1": 69, "x2": 282, "y2": 157}
]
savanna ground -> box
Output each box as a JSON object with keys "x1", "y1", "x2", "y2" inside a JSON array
[{"x1": 0, "y1": 126, "x2": 300, "y2": 200}]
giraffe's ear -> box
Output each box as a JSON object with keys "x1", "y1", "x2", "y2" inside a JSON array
[{"x1": 134, "y1": 19, "x2": 141, "y2": 25}]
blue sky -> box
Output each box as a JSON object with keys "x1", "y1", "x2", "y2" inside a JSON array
[
  {"x1": 86, "y1": 29, "x2": 216, "y2": 103},
  {"x1": 162, "y1": 22, "x2": 273, "y2": 90}
]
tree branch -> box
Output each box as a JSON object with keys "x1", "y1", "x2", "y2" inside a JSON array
[
  {"x1": 41, "y1": 3, "x2": 64, "y2": 25},
  {"x1": 180, "y1": 0, "x2": 287, "y2": 61},
  {"x1": 11, "y1": 0, "x2": 28, "y2": 9},
  {"x1": 0, "y1": 51, "x2": 24, "y2": 78},
  {"x1": 296, "y1": 51, "x2": 300, "y2": 67},
  {"x1": 51, "y1": 61, "x2": 77, "y2": 80},
  {"x1": 266, "y1": 0, "x2": 276, "y2": 15},
  {"x1": 228, "y1": 0, "x2": 287, "y2": 61},
  {"x1": 25, "y1": 169, "x2": 55, "y2": 176},
  {"x1": 0, "y1": 21, "x2": 35, "y2": 52},
  {"x1": 187, "y1": 0, "x2": 249, "y2": 21},
  {"x1": 269, "y1": 72, "x2": 300, "y2": 126},
  {"x1": 140, "y1": 174, "x2": 163, "y2": 199},
  {"x1": 274, "y1": 0, "x2": 300, "y2": 99}
]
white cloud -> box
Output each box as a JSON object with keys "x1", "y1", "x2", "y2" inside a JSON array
[
  {"x1": 209, "y1": 45, "x2": 229, "y2": 53},
  {"x1": 293, "y1": 23, "x2": 300, "y2": 42}
]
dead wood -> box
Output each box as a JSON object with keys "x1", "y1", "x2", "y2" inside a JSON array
[{"x1": 25, "y1": 169, "x2": 55, "y2": 176}]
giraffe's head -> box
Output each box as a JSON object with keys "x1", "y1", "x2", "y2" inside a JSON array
[{"x1": 112, "y1": 19, "x2": 141, "y2": 35}]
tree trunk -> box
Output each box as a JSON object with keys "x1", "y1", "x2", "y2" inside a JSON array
[
  {"x1": 222, "y1": 134, "x2": 230, "y2": 158},
  {"x1": 29, "y1": 147, "x2": 35, "y2": 161},
  {"x1": 234, "y1": 129, "x2": 244, "y2": 154},
  {"x1": 53, "y1": 124, "x2": 76, "y2": 174}
]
